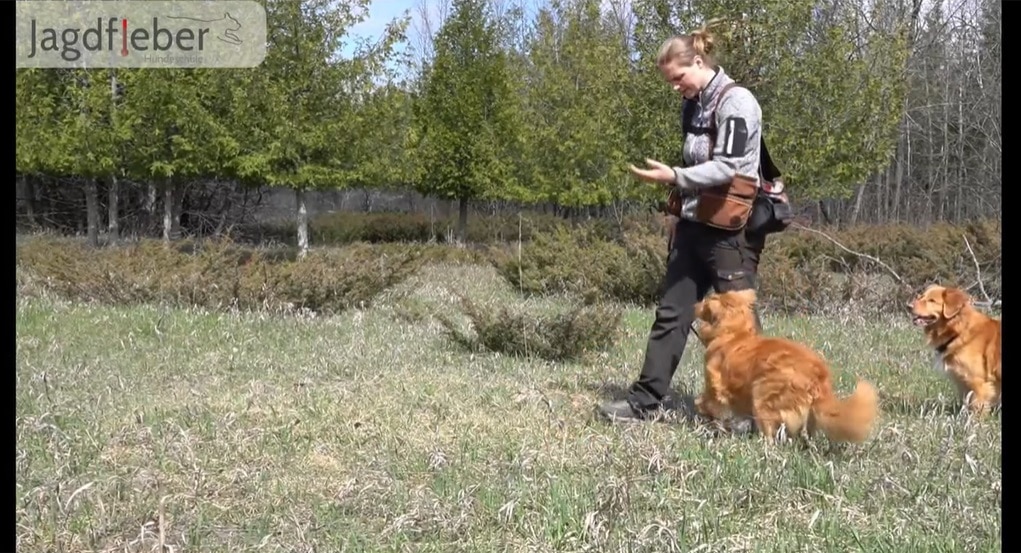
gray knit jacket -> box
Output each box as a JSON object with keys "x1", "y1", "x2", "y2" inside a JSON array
[{"x1": 672, "y1": 66, "x2": 763, "y2": 222}]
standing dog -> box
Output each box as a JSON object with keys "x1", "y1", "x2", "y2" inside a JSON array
[
  {"x1": 908, "y1": 284, "x2": 1001, "y2": 416},
  {"x1": 693, "y1": 289, "x2": 880, "y2": 444}
]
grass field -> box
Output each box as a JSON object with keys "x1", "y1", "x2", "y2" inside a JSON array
[{"x1": 16, "y1": 263, "x2": 1001, "y2": 552}]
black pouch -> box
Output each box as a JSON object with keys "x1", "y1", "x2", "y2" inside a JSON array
[{"x1": 747, "y1": 186, "x2": 794, "y2": 235}]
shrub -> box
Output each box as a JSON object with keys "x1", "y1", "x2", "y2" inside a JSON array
[
  {"x1": 18, "y1": 215, "x2": 999, "y2": 319},
  {"x1": 491, "y1": 218, "x2": 1001, "y2": 315},
  {"x1": 760, "y1": 219, "x2": 1002, "y2": 311},
  {"x1": 16, "y1": 236, "x2": 430, "y2": 315},
  {"x1": 496, "y1": 224, "x2": 667, "y2": 306},
  {"x1": 436, "y1": 294, "x2": 624, "y2": 362}
]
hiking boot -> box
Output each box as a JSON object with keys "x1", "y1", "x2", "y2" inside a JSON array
[{"x1": 597, "y1": 399, "x2": 658, "y2": 423}]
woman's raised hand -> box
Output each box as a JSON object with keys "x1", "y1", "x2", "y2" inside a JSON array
[{"x1": 628, "y1": 158, "x2": 676, "y2": 186}]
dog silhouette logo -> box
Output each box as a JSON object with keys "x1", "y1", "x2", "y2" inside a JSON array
[{"x1": 164, "y1": 12, "x2": 242, "y2": 45}]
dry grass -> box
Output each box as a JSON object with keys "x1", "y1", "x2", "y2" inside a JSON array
[{"x1": 16, "y1": 264, "x2": 1001, "y2": 552}]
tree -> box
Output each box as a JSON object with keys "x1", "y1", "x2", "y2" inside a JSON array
[
  {"x1": 346, "y1": 81, "x2": 417, "y2": 190},
  {"x1": 413, "y1": 0, "x2": 522, "y2": 240},
  {"x1": 516, "y1": 0, "x2": 640, "y2": 212},
  {"x1": 236, "y1": 0, "x2": 409, "y2": 256},
  {"x1": 16, "y1": 69, "x2": 63, "y2": 228},
  {"x1": 117, "y1": 68, "x2": 236, "y2": 241},
  {"x1": 23, "y1": 69, "x2": 130, "y2": 246}
]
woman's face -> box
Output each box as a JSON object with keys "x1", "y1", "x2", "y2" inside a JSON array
[{"x1": 660, "y1": 57, "x2": 705, "y2": 98}]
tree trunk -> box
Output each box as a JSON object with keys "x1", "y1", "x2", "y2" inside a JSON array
[
  {"x1": 938, "y1": 73, "x2": 951, "y2": 223},
  {"x1": 957, "y1": 75, "x2": 966, "y2": 222},
  {"x1": 849, "y1": 180, "x2": 867, "y2": 226},
  {"x1": 19, "y1": 174, "x2": 38, "y2": 228},
  {"x1": 174, "y1": 182, "x2": 185, "y2": 235},
  {"x1": 296, "y1": 187, "x2": 309, "y2": 258},
  {"x1": 107, "y1": 69, "x2": 120, "y2": 242},
  {"x1": 108, "y1": 174, "x2": 120, "y2": 242},
  {"x1": 145, "y1": 183, "x2": 158, "y2": 235},
  {"x1": 457, "y1": 197, "x2": 468, "y2": 243},
  {"x1": 893, "y1": 142, "x2": 905, "y2": 224},
  {"x1": 874, "y1": 166, "x2": 884, "y2": 224},
  {"x1": 31, "y1": 175, "x2": 45, "y2": 226},
  {"x1": 816, "y1": 200, "x2": 831, "y2": 226},
  {"x1": 163, "y1": 180, "x2": 182, "y2": 241},
  {"x1": 85, "y1": 178, "x2": 100, "y2": 247}
]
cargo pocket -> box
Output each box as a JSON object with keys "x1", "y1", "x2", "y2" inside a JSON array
[
  {"x1": 714, "y1": 268, "x2": 754, "y2": 292},
  {"x1": 710, "y1": 234, "x2": 753, "y2": 291}
]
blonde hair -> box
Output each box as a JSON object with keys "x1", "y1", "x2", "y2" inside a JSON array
[{"x1": 656, "y1": 19, "x2": 725, "y2": 68}]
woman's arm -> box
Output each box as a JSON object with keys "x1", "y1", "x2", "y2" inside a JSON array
[{"x1": 672, "y1": 87, "x2": 763, "y2": 190}]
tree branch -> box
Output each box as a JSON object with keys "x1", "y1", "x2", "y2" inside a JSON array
[
  {"x1": 791, "y1": 223, "x2": 906, "y2": 287},
  {"x1": 962, "y1": 233, "x2": 1000, "y2": 308}
]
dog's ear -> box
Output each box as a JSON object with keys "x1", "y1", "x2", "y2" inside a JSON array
[
  {"x1": 694, "y1": 298, "x2": 713, "y2": 321},
  {"x1": 942, "y1": 287, "x2": 969, "y2": 319},
  {"x1": 703, "y1": 297, "x2": 725, "y2": 322},
  {"x1": 733, "y1": 288, "x2": 756, "y2": 305}
]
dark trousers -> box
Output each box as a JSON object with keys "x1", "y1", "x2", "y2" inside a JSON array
[{"x1": 627, "y1": 218, "x2": 767, "y2": 411}]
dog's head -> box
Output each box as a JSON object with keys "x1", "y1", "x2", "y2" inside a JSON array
[
  {"x1": 694, "y1": 288, "x2": 758, "y2": 339},
  {"x1": 908, "y1": 285, "x2": 971, "y2": 327}
]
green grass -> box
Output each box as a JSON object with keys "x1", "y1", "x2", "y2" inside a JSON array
[{"x1": 16, "y1": 264, "x2": 1001, "y2": 552}]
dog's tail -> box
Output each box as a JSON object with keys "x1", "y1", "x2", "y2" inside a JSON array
[{"x1": 809, "y1": 379, "x2": 879, "y2": 444}]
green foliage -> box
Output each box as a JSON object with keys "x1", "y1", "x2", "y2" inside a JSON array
[
  {"x1": 16, "y1": 70, "x2": 65, "y2": 175},
  {"x1": 219, "y1": 0, "x2": 410, "y2": 193},
  {"x1": 12, "y1": 0, "x2": 940, "y2": 251},
  {"x1": 413, "y1": 0, "x2": 522, "y2": 204},
  {"x1": 627, "y1": 0, "x2": 697, "y2": 169},
  {"x1": 772, "y1": 1, "x2": 908, "y2": 199},
  {"x1": 346, "y1": 83, "x2": 417, "y2": 188},
  {"x1": 117, "y1": 69, "x2": 233, "y2": 182},
  {"x1": 243, "y1": 0, "x2": 361, "y2": 190},
  {"x1": 514, "y1": 0, "x2": 639, "y2": 208},
  {"x1": 61, "y1": 70, "x2": 122, "y2": 178},
  {"x1": 765, "y1": 6, "x2": 909, "y2": 199}
]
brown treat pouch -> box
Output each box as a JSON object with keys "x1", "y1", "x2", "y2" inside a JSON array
[
  {"x1": 693, "y1": 173, "x2": 758, "y2": 231},
  {"x1": 666, "y1": 187, "x2": 683, "y2": 217},
  {"x1": 680, "y1": 82, "x2": 759, "y2": 231}
]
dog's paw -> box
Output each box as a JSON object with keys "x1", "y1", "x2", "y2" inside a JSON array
[
  {"x1": 694, "y1": 396, "x2": 709, "y2": 416},
  {"x1": 727, "y1": 417, "x2": 756, "y2": 436}
]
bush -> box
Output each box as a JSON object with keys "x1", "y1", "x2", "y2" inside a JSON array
[
  {"x1": 758, "y1": 219, "x2": 1001, "y2": 312},
  {"x1": 16, "y1": 236, "x2": 435, "y2": 315},
  {"x1": 495, "y1": 224, "x2": 668, "y2": 306},
  {"x1": 491, "y1": 218, "x2": 1001, "y2": 315},
  {"x1": 436, "y1": 294, "x2": 624, "y2": 362},
  {"x1": 17, "y1": 216, "x2": 999, "y2": 319}
]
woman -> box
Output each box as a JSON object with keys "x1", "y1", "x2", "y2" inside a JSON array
[{"x1": 599, "y1": 22, "x2": 769, "y2": 423}]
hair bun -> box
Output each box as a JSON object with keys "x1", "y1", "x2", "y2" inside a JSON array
[{"x1": 692, "y1": 25, "x2": 716, "y2": 56}]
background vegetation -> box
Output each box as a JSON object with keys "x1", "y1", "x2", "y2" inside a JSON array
[
  {"x1": 15, "y1": 0, "x2": 1002, "y2": 311},
  {"x1": 16, "y1": 0, "x2": 1001, "y2": 551}
]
